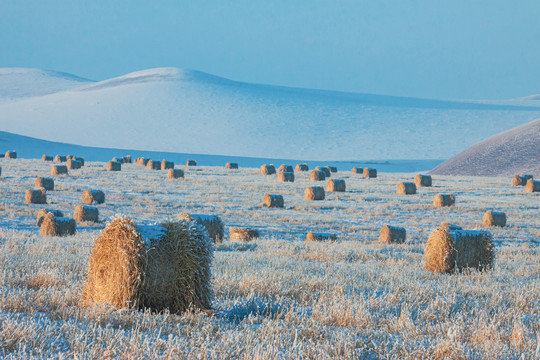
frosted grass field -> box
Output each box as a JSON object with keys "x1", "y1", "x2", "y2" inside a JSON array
[{"x1": 0, "y1": 158, "x2": 538, "y2": 359}]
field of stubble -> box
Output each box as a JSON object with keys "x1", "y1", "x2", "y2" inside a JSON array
[{"x1": 0, "y1": 158, "x2": 538, "y2": 359}]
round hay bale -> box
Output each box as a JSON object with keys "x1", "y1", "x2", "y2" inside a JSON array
[
  {"x1": 137, "y1": 158, "x2": 150, "y2": 166},
  {"x1": 147, "y1": 159, "x2": 161, "y2": 170},
  {"x1": 186, "y1": 160, "x2": 197, "y2": 166},
  {"x1": 263, "y1": 194, "x2": 284, "y2": 208},
  {"x1": 36, "y1": 209, "x2": 64, "y2": 226},
  {"x1": 177, "y1": 213, "x2": 224, "y2": 243},
  {"x1": 25, "y1": 189, "x2": 47, "y2": 204},
  {"x1": 309, "y1": 170, "x2": 326, "y2": 181},
  {"x1": 106, "y1": 161, "x2": 121, "y2": 171},
  {"x1": 35, "y1": 177, "x2": 54, "y2": 191},
  {"x1": 295, "y1": 164, "x2": 309, "y2": 171},
  {"x1": 278, "y1": 171, "x2": 294, "y2": 182},
  {"x1": 525, "y1": 179, "x2": 540, "y2": 193},
  {"x1": 54, "y1": 155, "x2": 67, "y2": 162},
  {"x1": 379, "y1": 225, "x2": 406, "y2": 244},
  {"x1": 415, "y1": 174, "x2": 432, "y2": 187},
  {"x1": 67, "y1": 158, "x2": 82, "y2": 170},
  {"x1": 82, "y1": 190, "x2": 105, "y2": 205},
  {"x1": 440, "y1": 222, "x2": 462, "y2": 230},
  {"x1": 168, "y1": 168, "x2": 184, "y2": 179},
  {"x1": 305, "y1": 186, "x2": 325, "y2": 201},
  {"x1": 512, "y1": 174, "x2": 533, "y2": 186},
  {"x1": 397, "y1": 182, "x2": 416, "y2": 195},
  {"x1": 327, "y1": 166, "x2": 337, "y2": 173},
  {"x1": 123, "y1": 155, "x2": 132, "y2": 164},
  {"x1": 161, "y1": 160, "x2": 174, "y2": 170},
  {"x1": 112, "y1": 157, "x2": 124, "y2": 164},
  {"x1": 327, "y1": 178, "x2": 346, "y2": 192},
  {"x1": 226, "y1": 162, "x2": 239, "y2": 169},
  {"x1": 5, "y1": 151, "x2": 17, "y2": 159},
  {"x1": 351, "y1": 167, "x2": 363, "y2": 174},
  {"x1": 42, "y1": 155, "x2": 53, "y2": 162},
  {"x1": 74, "y1": 205, "x2": 99, "y2": 223},
  {"x1": 483, "y1": 211, "x2": 506, "y2": 227},
  {"x1": 51, "y1": 165, "x2": 68, "y2": 175},
  {"x1": 40, "y1": 213, "x2": 76, "y2": 237},
  {"x1": 75, "y1": 157, "x2": 85, "y2": 166},
  {"x1": 315, "y1": 166, "x2": 331, "y2": 177},
  {"x1": 305, "y1": 232, "x2": 337, "y2": 242},
  {"x1": 363, "y1": 168, "x2": 377, "y2": 178},
  {"x1": 433, "y1": 194, "x2": 455, "y2": 207},
  {"x1": 229, "y1": 227, "x2": 260, "y2": 242},
  {"x1": 260, "y1": 164, "x2": 276, "y2": 175},
  {"x1": 425, "y1": 228, "x2": 494, "y2": 274},
  {"x1": 278, "y1": 164, "x2": 294, "y2": 173}
]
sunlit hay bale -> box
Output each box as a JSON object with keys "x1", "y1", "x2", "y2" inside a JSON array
[
  {"x1": 263, "y1": 194, "x2": 284, "y2": 208},
  {"x1": 75, "y1": 157, "x2": 85, "y2": 166},
  {"x1": 112, "y1": 157, "x2": 124, "y2": 164},
  {"x1": 82, "y1": 190, "x2": 105, "y2": 205},
  {"x1": 137, "y1": 158, "x2": 150, "y2": 166},
  {"x1": 415, "y1": 174, "x2": 432, "y2": 187},
  {"x1": 74, "y1": 205, "x2": 99, "y2": 223},
  {"x1": 525, "y1": 179, "x2": 540, "y2": 193},
  {"x1": 327, "y1": 166, "x2": 337, "y2": 173},
  {"x1": 147, "y1": 159, "x2": 161, "y2": 170},
  {"x1": 42, "y1": 155, "x2": 53, "y2": 162},
  {"x1": 326, "y1": 178, "x2": 346, "y2": 192},
  {"x1": 51, "y1": 165, "x2": 68, "y2": 175},
  {"x1": 440, "y1": 222, "x2": 462, "y2": 230},
  {"x1": 36, "y1": 209, "x2": 63, "y2": 226},
  {"x1": 25, "y1": 188, "x2": 47, "y2": 204},
  {"x1": 178, "y1": 213, "x2": 224, "y2": 243},
  {"x1": 106, "y1": 161, "x2": 121, "y2": 171},
  {"x1": 379, "y1": 225, "x2": 406, "y2": 244},
  {"x1": 278, "y1": 171, "x2": 294, "y2": 182},
  {"x1": 363, "y1": 168, "x2": 377, "y2": 178},
  {"x1": 278, "y1": 164, "x2": 294, "y2": 173},
  {"x1": 54, "y1": 155, "x2": 67, "y2": 162},
  {"x1": 186, "y1": 160, "x2": 197, "y2": 166},
  {"x1": 397, "y1": 181, "x2": 416, "y2": 195},
  {"x1": 229, "y1": 227, "x2": 260, "y2": 242},
  {"x1": 226, "y1": 162, "x2": 239, "y2": 169},
  {"x1": 168, "y1": 168, "x2": 184, "y2": 179},
  {"x1": 260, "y1": 164, "x2": 276, "y2": 175},
  {"x1": 123, "y1": 155, "x2": 132, "y2": 164},
  {"x1": 161, "y1": 160, "x2": 174, "y2": 170},
  {"x1": 309, "y1": 170, "x2": 326, "y2": 181},
  {"x1": 351, "y1": 167, "x2": 363, "y2": 174},
  {"x1": 295, "y1": 164, "x2": 309, "y2": 171},
  {"x1": 433, "y1": 194, "x2": 455, "y2": 207},
  {"x1": 40, "y1": 213, "x2": 76, "y2": 237},
  {"x1": 305, "y1": 232, "x2": 337, "y2": 242},
  {"x1": 35, "y1": 176, "x2": 54, "y2": 191},
  {"x1": 315, "y1": 166, "x2": 331, "y2": 177},
  {"x1": 483, "y1": 211, "x2": 506, "y2": 227},
  {"x1": 5, "y1": 150, "x2": 17, "y2": 159},
  {"x1": 67, "y1": 158, "x2": 82, "y2": 170},
  {"x1": 512, "y1": 174, "x2": 533, "y2": 186},
  {"x1": 425, "y1": 228, "x2": 494, "y2": 274},
  {"x1": 305, "y1": 186, "x2": 325, "y2": 200}
]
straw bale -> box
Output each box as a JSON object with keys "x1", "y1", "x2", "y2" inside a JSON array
[
  {"x1": 67, "y1": 158, "x2": 82, "y2": 170},
  {"x1": 51, "y1": 165, "x2": 68, "y2": 175},
  {"x1": 54, "y1": 155, "x2": 67, "y2": 162},
  {"x1": 260, "y1": 164, "x2": 276, "y2": 175},
  {"x1": 82, "y1": 190, "x2": 105, "y2": 204},
  {"x1": 123, "y1": 155, "x2": 132, "y2": 164},
  {"x1": 434, "y1": 194, "x2": 455, "y2": 207},
  {"x1": 147, "y1": 159, "x2": 161, "y2": 170},
  {"x1": 483, "y1": 211, "x2": 506, "y2": 227},
  {"x1": 315, "y1": 166, "x2": 331, "y2": 177},
  {"x1": 397, "y1": 182, "x2": 416, "y2": 195},
  {"x1": 327, "y1": 178, "x2": 346, "y2": 192},
  {"x1": 305, "y1": 186, "x2": 325, "y2": 200},
  {"x1": 309, "y1": 170, "x2": 326, "y2": 181},
  {"x1": 74, "y1": 205, "x2": 99, "y2": 223},
  {"x1": 363, "y1": 168, "x2": 377, "y2": 178},
  {"x1": 379, "y1": 225, "x2": 406, "y2": 244},
  {"x1": 295, "y1": 164, "x2": 309, "y2": 171},
  {"x1": 36, "y1": 209, "x2": 63, "y2": 226},
  {"x1": 5, "y1": 151, "x2": 17, "y2": 159},
  {"x1": 168, "y1": 168, "x2": 184, "y2": 179},
  {"x1": 278, "y1": 164, "x2": 293, "y2": 173},
  {"x1": 107, "y1": 161, "x2": 121, "y2": 171},
  {"x1": 440, "y1": 222, "x2": 462, "y2": 230},
  {"x1": 305, "y1": 232, "x2": 337, "y2": 242},
  {"x1": 351, "y1": 167, "x2": 363, "y2": 174},
  {"x1": 226, "y1": 162, "x2": 239, "y2": 169},
  {"x1": 186, "y1": 160, "x2": 197, "y2": 166},
  {"x1": 40, "y1": 213, "x2": 76, "y2": 237},
  {"x1": 263, "y1": 194, "x2": 284, "y2": 208},
  {"x1": 525, "y1": 179, "x2": 540, "y2": 192},
  {"x1": 178, "y1": 213, "x2": 224, "y2": 243},
  {"x1": 278, "y1": 171, "x2": 294, "y2": 182},
  {"x1": 35, "y1": 177, "x2": 54, "y2": 191},
  {"x1": 161, "y1": 160, "x2": 174, "y2": 170},
  {"x1": 230, "y1": 227, "x2": 260, "y2": 242},
  {"x1": 42, "y1": 155, "x2": 53, "y2": 162},
  {"x1": 25, "y1": 188, "x2": 47, "y2": 204},
  {"x1": 415, "y1": 174, "x2": 432, "y2": 187}
]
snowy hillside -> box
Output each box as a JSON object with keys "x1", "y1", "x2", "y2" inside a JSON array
[{"x1": 1, "y1": 67, "x2": 540, "y2": 161}]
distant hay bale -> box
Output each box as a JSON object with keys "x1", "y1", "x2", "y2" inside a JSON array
[
  {"x1": 327, "y1": 166, "x2": 337, "y2": 173},
  {"x1": 42, "y1": 155, "x2": 53, "y2": 162},
  {"x1": 525, "y1": 179, "x2": 540, "y2": 192},
  {"x1": 51, "y1": 165, "x2": 68, "y2": 176},
  {"x1": 260, "y1": 164, "x2": 276, "y2": 175},
  {"x1": 74, "y1": 205, "x2": 99, "y2": 223},
  {"x1": 82, "y1": 190, "x2": 105, "y2": 205},
  {"x1": 327, "y1": 178, "x2": 346, "y2": 192},
  {"x1": 54, "y1": 155, "x2": 67, "y2": 162},
  {"x1": 263, "y1": 194, "x2": 284, "y2": 208},
  {"x1": 305, "y1": 186, "x2": 325, "y2": 201},
  {"x1": 106, "y1": 161, "x2": 121, "y2": 171},
  {"x1": 363, "y1": 168, "x2": 377, "y2": 178},
  {"x1": 35, "y1": 177, "x2": 54, "y2": 191},
  {"x1": 168, "y1": 168, "x2": 184, "y2": 179},
  {"x1": 66, "y1": 155, "x2": 74, "y2": 160},
  {"x1": 434, "y1": 194, "x2": 455, "y2": 207},
  {"x1": 147, "y1": 159, "x2": 161, "y2": 170},
  {"x1": 80, "y1": 217, "x2": 213, "y2": 313},
  {"x1": 40, "y1": 213, "x2": 76, "y2": 237},
  {"x1": 295, "y1": 164, "x2": 309, "y2": 171},
  {"x1": 226, "y1": 162, "x2": 239, "y2": 169},
  {"x1": 230, "y1": 227, "x2": 260, "y2": 242},
  {"x1": 397, "y1": 182, "x2": 416, "y2": 195},
  {"x1": 75, "y1": 157, "x2": 85, "y2": 166},
  {"x1": 25, "y1": 189, "x2": 47, "y2": 204},
  {"x1": 315, "y1": 166, "x2": 331, "y2": 177},
  {"x1": 425, "y1": 228, "x2": 494, "y2": 274},
  {"x1": 36, "y1": 209, "x2": 64, "y2": 226},
  {"x1": 483, "y1": 211, "x2": 506, "y2": 227},
  {"x1": 278, "y1": 164, "x2": 294, "y2": 173},
  {"x1": 415, "y1": 174, "x2": 432, "y2": 187},
  {"x1": 186, "y1": 160, "x2": 197, "y2": 166},
  {"x1": 351, "y1": 167, "x2": 363, "y2": 174},
  {"x1": 278, "y1": 171, "x2": 295, "y2": 182},
  {"x1": 309, "y1": 170, "x2": 326, "y2": 181},
  {"x1": 178, "y1": 213, "x2": 224, "y2": 243},
  {"x1": 379, "y1": 225, "x2": 406, "y2": 244},
  {"x1": 5, "y1": 150, "x2": 17, "y2": 159},
  {"x1": 67, "y1": 158, "x2": 82, "y2": 170},
  {"x1": 161, "y1": 160, "x2": 174, "y2": 170},
  {"x1": 440, "y1": 222, "x2": 462, "y2": 230},
  {"x1": 136, "y1": 158, "x2": 150, "y2": 166},
  {"x1": 512, "y1": 174, "x2": 533, "y2": 186},
  {"x1": 305, "y1": 232, "x2": 337, "y2": 242},
  {"x1": 112, "y1": 157, "x2": 124, "y2": 163},
  {"x1": 123, "y1": 155, "x2": 132, "y2": 164}
]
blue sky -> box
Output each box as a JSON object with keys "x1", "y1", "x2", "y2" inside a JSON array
[{"x1": 1, "y1": 1, "x2": 539, "y2": 99}]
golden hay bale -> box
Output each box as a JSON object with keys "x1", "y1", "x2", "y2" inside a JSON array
[
  {"x1": 161, "y1": 160, "x2": 174, "y2": 170},
  {"x1": 82, "y1": 190, "x2": 105, "y2": 205},
  {"x1": 351, "y1": 167, "x2": 363, "y2": 174},
  {"x1": 226, "y1": 162, "x2": 239, "y2": 169},
  {"x1": 229, "y1": 227, "x2": 260, "y2": 242},
  {"x1": 168, "y1": 168, "x2": 184, "y2": 179},
  {"x1": 54, "y1": 155, "x2": 67, "y2": 162},
  {"x1": 424, "y1": 228, "x2": 494, "y2": 274},
  {"x1": 309, "y1": 170, "x2": 326, "y2": 181},
  {"x1": 315, "y1": 166, "x2": 331, "y2": 177},
  {"x1": 40, "y1": 213, "x2": 76, "y2": 237},
  {"x1": 433, "y1": 194, "x2": 455, "y2": 207},
  {"x1": 379, "y1": 225, "x2": 406, "y2": 244},
  {"x1": 67, "y1": 158, "x2": 82, "y2": 170},
  {"x1": 363, "y1": 168, "x2": 377, "y2": 178},
  {"x1": 177, "y1": 213, "x2": 224, "y2": 243},
  {"x1": 147, "y1": 159, "x2": 161, "y2": 170},
  {"x1": 25, "y1": 189, "x2": 47, "y2": 204},
  {"x1": 397, "y1": 182, "x2": 416, "y2": 195},
  {"x1": 440, "y1": 222, "x2": 462, "y2": 230},
  {"x1": 295, "y1": 164, "x2": 309, "y2": 171},
  {"x1": 483, "y1": 211, "x2": 506, "y2": 227},
  {"x1": 42, "y1": 155, "x2": 53, "y2": 162},
  {"x1": 305, "y1": 186, "x2": 325, "y2": 201},
  {"x1": 35, "y1": 177, "x2": 54, "y2": 191},
  {"x1": 263, "y1": 194, "x2": 284, "y2": 208},
  {"x1": 305, "y1": 232, "x2": 337, "y2": 242},
  {"x1": 278, "y1": 171, "x2": 294, "y2": 182},
  {"x1": 106, "y1": 161, "x2": 121, "y2": 171},
  {"x1": 278, "y1": 164, "x2": 294, "y2": 173},
  {"x1": 186, "y1": 160, "x2": 197, "y2": 166},
  {"x1": 136, "y1": 157, "x2": 150, "y2": 166},
  {"x1": 112, "y1": 157, "x2": 124, "y2": 163},
  {"x1": 5, "y1": 150, "x2": 17, "y2": 159},
  {"x1": 260, "y1": 164, "x2": 276, "y2": 175},
  {"x1": 51, "y1": 165, "x2": 68, "y2": 175},
  {"x1": 415, "y1": 174, "x2": 432, "y2": 187},
  {"x1": 525, "y1": 179, "x2": 540, "y2": 193},
  {"x1": 327, "y1": 178, "x2": 346, "y2": 192},
  {"x1": 36, "y1": 209, "x2": 64, "y2": 226},
  {"x1": 74, "y1": 205, "x2": 99, "y2": 223},
  {"x1": 512, "y1": 174, "x2": 533, "y2": 186},
  {"x1": 327, "y1": 166, "x2": 337, "y2": 173}
]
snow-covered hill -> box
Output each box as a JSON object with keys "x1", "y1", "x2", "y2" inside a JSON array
[{"x1": 1, "y1": 67, "x2": 540, "y2": 161}]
